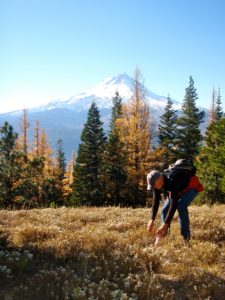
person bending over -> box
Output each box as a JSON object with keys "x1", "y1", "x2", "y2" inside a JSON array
[{"x1": 146, "y1": 168, "x2": 203, "y2": 242}]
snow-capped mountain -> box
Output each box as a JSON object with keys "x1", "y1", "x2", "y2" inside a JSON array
[
  {"x1": 29, "y1": 72, "x2": 181, "y2": 113},
  {"x1": 0, "y1": 73, "x2": 207, "y2": 160}
]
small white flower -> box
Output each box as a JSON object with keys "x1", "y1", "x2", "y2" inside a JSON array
[{"x1": 1, "y1": 265, "x2": 7, "y2": 272}]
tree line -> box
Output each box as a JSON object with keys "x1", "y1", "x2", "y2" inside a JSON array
[{"x1": 0, "y1": 70, "x2": 224, "y2": 208}]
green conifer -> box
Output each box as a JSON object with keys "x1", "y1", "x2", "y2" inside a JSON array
[
  {"x1": 158, "y1": 95, "x2": 178, "y2": 166},
  {"x1": 0, "y1": 122, "x2": 22, "y2": 208},
  {"x1": 215, "y1": 88, "x2": 224, "y2": 121},
  {"x1": 196, "y1": 117, "x2": 225, "y2": 203},
  {"x1": 53, "y1": 139, "x2": 67, "y2": 205},
  {"x1": 175, "y1": 76, "x2": 205, "y2": 161},
  {"x1": 71, "y1": 102, "x2": 107, "y2": 206},
  {"x1": 103, "y1": 91, "x2": 128, "y2": 205}
]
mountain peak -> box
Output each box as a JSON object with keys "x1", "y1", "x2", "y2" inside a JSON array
[
  {"x1": 6, "y1": 72, "x2": 181, "y2": 114},
  {"x1": 102, "y1": 73, "x2": 134, "y2": 87},
  {"x1": 87, "y1": 73, "x2": 133, "y2": 100}
]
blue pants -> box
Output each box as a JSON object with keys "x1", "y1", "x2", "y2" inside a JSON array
[{"x1": 161, "y1": 189, "x2": 198, "y2": 240}]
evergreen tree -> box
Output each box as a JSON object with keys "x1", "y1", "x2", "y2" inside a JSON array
[
  {"x1": 72, "y1": 102, "x2": 107, "y2": 206},
  {"x1": 0, "y1": 122, "x2": 22, "y2": 208},
  {"x1": 63, "y1": 151, "x2": 75, "y2": 202},
  {"x1": 175, "y1": 76, "x2": 205, "y2": 161},
  {"x1": 215, "y1": 88, "x2": 223, "y2": 121},
  {"x1": 103, "y1": 91, "x2": 128, "y2": 205},
  {"x1": 158, "y1": 95, "x2": 178, "y2": 167},
  {"x1": 54, "y1": 139, "x2": 67, "y2": 205},
  {"x1": 56, "y1": 139, "x2": 66, "y2": 181},
  {"x1": 196, "y1": 117, "x2": 225, "y2": 203},
  {"x1": 15, "y1": 156, "x2": 45, "y2": 208}
]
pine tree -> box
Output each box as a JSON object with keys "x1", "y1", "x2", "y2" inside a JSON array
[
  {"x1": 63, "y1": 150, "x2": 75, "y2": 202},
  {"x1": 175, "y1": 76, "x2": 205, "y2": 161},
  {"x1": 0, "y1": 122, "x2": 23, "y2": 208},
  {"x1": 158, "y1": 95, "x2": 178, "y2": 167},
  {"x1": 72, "y1": 102, "x2": 107, "y2": 206},
  {"x1": 54, "y1": 139, "x2": 67, "y2": 205},
  {"x1": 103, "y1": 91, "x2": 128, "y2": 205},
  {"x1": 56, "y1": 139, "x2": 66, "y2": 181},
  {"x1": 215, "y1": 88, "x2": 223, "y2": 121},
  {"x1": 196, "y1": 117, "x2": 225, "y2": 203},
  {"x1": 15, "y1": 155, "x2": 45, "y2": 208}
]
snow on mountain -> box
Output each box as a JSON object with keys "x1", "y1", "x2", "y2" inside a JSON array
[
  {"x1": 29, "y1": 73, "x2": 182, "y2": 113},
  {"x1": 0, "y1": 73, "x2": 208, "y2": 160}
]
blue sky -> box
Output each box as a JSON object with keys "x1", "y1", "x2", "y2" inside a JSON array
[{"x1": 1, "y1": 0, "x2": 225, "y2": 113}]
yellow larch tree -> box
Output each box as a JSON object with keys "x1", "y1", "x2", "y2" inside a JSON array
[
  {"x1": 116, "y1": 68, "x2": 152, "y2": 200},
  {"x1": 208, "y1": 88, "x2": 217, "y2": 125},
  {"x1": 39, "y1": 128, "x2": 54, "y2": 176},
  {"x1": 17, "y1": 109, "x2": 30, "y2": 156},
  {"x1": 31, "y1": 118, "x2": 40, "y2": 158}
]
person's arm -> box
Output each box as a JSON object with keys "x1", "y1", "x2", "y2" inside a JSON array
[
  {"x1": 147, "y1": 189, "x2": 161, "y2": 232},
  {"x1": 151, "y1": 189, "x2": 161, "y2": 220}
]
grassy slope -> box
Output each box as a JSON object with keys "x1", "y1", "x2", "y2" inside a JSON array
[{"x1": 0, "y1": 205, "x2": 224, "y2": 300}]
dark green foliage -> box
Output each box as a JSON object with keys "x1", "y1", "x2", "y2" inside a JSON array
[
  {"x1": 103, "y1": 92, "x2": 128, "y2": 205},
  {"x1": 41, "y1": 177, "x2": 62, "y2": 206},
  {"x1": 158, "y1": 95, "x2": 178, "y2": 166},
  {"x1": 56, "y1": 139, "x2": 66, "y2": 181},
  {"x1": 196, "y1": 117, "x2": 225, "y2": 204},
  {"x1": 110, "y1": 91, "x2": 122, "y2": 129},
  {"x1": 175, "y1": 76, "x2": 205, "y2": 161},
  {"x1": 0, "y1": 122, "x2": 18, "y2": 156},
  {"x1": 52, "y1": 139, "x2": 67, "y2": 206},
  {"x1": 71, "y1": 102, "x2": 107, "y2": 206},
  {"x1": 0, "y1": 122, "x2": 22, "y2": 208},
  {"x1": 14, "y1": 156, "x2": 45, "y2": 208},
  {"x1": 215, "y1": 88, "x2": 224, "y2": 121}
]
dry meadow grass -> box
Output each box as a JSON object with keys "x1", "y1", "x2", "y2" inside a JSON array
[{"x1": 0, "y1": 205, "x2": 224, "y2": 299}]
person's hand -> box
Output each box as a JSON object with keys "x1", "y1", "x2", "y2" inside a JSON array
[
  {"x1": 147, "y1": 220, "x2": 154, "y2": 233},
  {"x1": 156, "y1": 223, "x2": 169, "y2": 237}
]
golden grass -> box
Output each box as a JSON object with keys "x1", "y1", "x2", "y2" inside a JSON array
[{"x1": 0, "y1": 205, "x2": 224, "y2": 299}]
